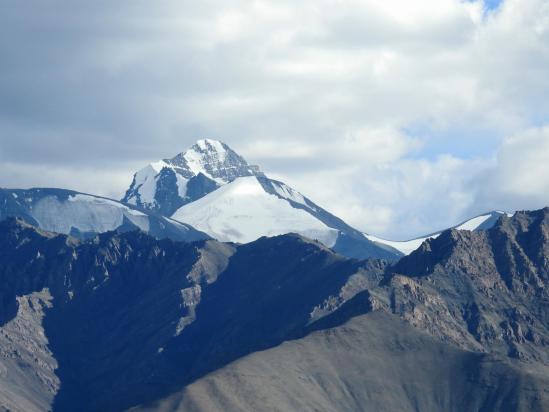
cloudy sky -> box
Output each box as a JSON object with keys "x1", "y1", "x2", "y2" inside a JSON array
[{"x1": 1, "y1": 0, "x2": 548, "y2": 239}]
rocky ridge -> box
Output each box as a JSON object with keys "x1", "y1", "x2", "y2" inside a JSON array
[{"x1": 0, "y1": 208, "x2": 548, "y2": 411}]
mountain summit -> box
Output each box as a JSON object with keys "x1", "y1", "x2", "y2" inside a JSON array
[
  {"x1": 170, "y1": 139, "x2": 263, "y2": 183},
  {"x1": 122, "y1": 139, "x2": 263, "y2": 215},
  {"x1": 122, "y1": 139, "x2": 402, "y2": 260}
]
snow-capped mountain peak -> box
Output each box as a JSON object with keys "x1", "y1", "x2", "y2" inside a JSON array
[
  {"x1": 168, "y1": 138, "x2": 262, "y2": 184},
  {"x1": 121, "y1": 139, "x2": 402, "y2": 260},
  {"x1": 122, "y1": 139, "x2": 262, "y2": 215}
]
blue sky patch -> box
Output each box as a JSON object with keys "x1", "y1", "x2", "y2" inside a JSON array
[{"x1": 484, "y1": 0, "x2": 503, "y2": 10}]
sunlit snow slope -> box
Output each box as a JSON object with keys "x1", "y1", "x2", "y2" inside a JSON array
[
  {"x1": 172, "y1": 176, "x2": 339, "y2": 246},
  {"x1": 0, "y1": 188, "x2": 208, "y2": 242}
]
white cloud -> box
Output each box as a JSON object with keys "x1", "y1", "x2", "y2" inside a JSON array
[
  {"x1": 470, "y1": 125, "x2": 549, "y2": 212},
  {"x1": 276, "y1": 144, "x2": 487, "y2": 239},
  {"x1": 1, "y1": 162, "x2": 131, "y2": 200},
  {"x1": 0, "y1": 0, "x2": 548, "y2": 238},
  {"x1": 275, "y1": 125, "x2": 549, "y2": 239}
]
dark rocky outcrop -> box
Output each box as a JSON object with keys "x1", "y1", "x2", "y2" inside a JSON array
[{"x1": 387, "y1": 208, "x2": 549, "y2": 363}]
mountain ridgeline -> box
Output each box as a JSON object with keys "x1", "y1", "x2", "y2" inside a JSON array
[
  {"x1": 0, "y1": 138, "x2": 547, "y2": 411},
  {"x1": 0, "y1": 139, "x2": 510, "y2": 261},
  {"x1": 0, "y1": 188, "x2": 209, "y2": 243},
  {"x1": 120, "y1": 138, "x2": 402, "y2": 260},
  {"x1": 0, "y1": 208, "x2": 548, "y2": 411}
]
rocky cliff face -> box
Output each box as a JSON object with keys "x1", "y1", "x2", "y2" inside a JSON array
[
  {"x1": 0, "y1": 218, "x2": 234, "y2": 411},
  {"x1": 386, "y1": 207, "x2": 549, "y2": 363}
]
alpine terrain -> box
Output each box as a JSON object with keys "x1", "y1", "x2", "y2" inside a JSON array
[
  {"x1": 0, "y1": 188, "x2": 208, "y2": 243},
  {"x1": 0, "y1": 208, "x2": 548, "y2": 411},
  {"x1": 122, "y1": 139, "x2": 401, "y2": 260},
  {"x1": 2, "y1": 0, "x2": 547, "y2": 411},
  {"x1": 0, "y1": 139, "x2": 548, "y2": 412}
]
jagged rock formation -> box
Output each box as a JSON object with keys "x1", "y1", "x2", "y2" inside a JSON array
[
  {"x1": 387, "y1": 207, "x2": 549, "y2": 364},
  {"x1": 122, "y1": 139, "x2": 263, "y2": 215},
  {"x1": 0, "y1": 218, "x2": 233, "y2": 411},
  {"x1": 0, "y1": 218, "x2": 383, "y2": 411}
]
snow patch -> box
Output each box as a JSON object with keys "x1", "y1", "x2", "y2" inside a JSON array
[
  {"x1": 182, "y1": 142, "x2": 227, "y2": 183},
  {"x1": 364, "y1": 234, "x2": 427, "y2": 256},
  {"x1": 455, "y1": 214, "x2": 492, "y2": 231},
  {"x1": 272, "y1": 182, "x2": 308, "y2": 207},
  {"x1": 175, "y1": 174, "x2": 189, "y2": 198},
  {"x1": 162, "y1": 216, "x2": 188, "y2": 231},
  {"x1": 150, "y1": 160, "x2": 170, "y2": 173},
  {"x1": 132, "y1": 164, "x2": 162, "y2": 206},
  {"x1": 196, "y1": 138, "x2": 227, "y2": 156}
]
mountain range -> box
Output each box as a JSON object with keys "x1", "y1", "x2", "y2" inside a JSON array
[
  {"x1": 122, "y1": 139, "x2": 403, "y2": 260},
  {"x1": 119, "y1": 138, "x2": 510, "y2": 259},
  {"x1": 1, "y1": 138, "x2": 547, "y2": 412},
  {"x1": 0, "y1": 207, "x2": 547, "y2": 411},
  {"x1": 1, "y1": 139, "x2": 509, "y2": 260}
]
